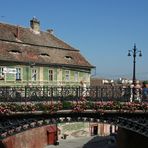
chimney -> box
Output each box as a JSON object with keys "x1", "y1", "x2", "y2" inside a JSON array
[
  {"x1": 47, "y1": 29, "x2": 54, "y2": 34},
  {"x1": 30, "y1": 17, "x2": 40, "y2": 32}
]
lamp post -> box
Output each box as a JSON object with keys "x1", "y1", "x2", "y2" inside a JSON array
[{"x1": 128, "y1": 43, "x2": 142, "y2": 100}]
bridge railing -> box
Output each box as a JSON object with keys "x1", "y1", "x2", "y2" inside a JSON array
[{"x1": 0, "y1": 85, "x2": 134, "y2": 102}]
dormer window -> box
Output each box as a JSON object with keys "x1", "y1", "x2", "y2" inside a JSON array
[
  {"x1": 9, "y1": 50, "x2": 21, "y2": 54},
  {"x1": 40, "y1": 53, "x2": 50, "y2": 57},
  {"x1": 64, "y1": 56, "x2": 73, "y2": 60}
]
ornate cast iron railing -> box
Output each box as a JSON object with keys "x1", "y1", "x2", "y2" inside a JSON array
[{"x1": 0, "y1": 85, "x2": 135, "y2": 102}]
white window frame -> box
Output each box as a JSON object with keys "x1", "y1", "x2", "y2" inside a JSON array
[
  {"x1": 65, "y1": 70, "x2": 70, "y2": 81},
  {"x1": 49, "y1": 69, "x2": 54, "y2": 81},
  {"x1": 16, "y1": 67, "x2": 21, "y2": 80},
  {"x1": 31, "y1": 68, "x2": 38, "y2": 81},
  {"x1": 0, "y1": 67, "x2": 5, "y2": 80}
]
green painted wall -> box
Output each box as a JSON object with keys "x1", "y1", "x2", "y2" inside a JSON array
[
  {"x1": 54, "y1": 68, "x2": 57, "y2": 81},
  {"x1": 62, "y1": 69, "x2": 65, "y2": 81},
  {"x1": 43, "y1": 67, "x2": 48, "y2": 81},
  {"x1": 6, "y1": 73, "x2": 15, "y2": 81},
  {"x1": 23, "y1": 66, "x2": 30, "y2": 81},
  {"x1": 71, "y1": 70, "x2": 74, "y2": 80},
  {"x1": 0, "y1": 65, "x2": 90, "y2": 86}
]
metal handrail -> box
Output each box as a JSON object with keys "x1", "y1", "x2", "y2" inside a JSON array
[{"x1": 0, "y1": 85, "x2": 137, "y2": 102}]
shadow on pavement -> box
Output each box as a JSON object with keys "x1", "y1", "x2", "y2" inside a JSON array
[{"x1": 83, "y1": 135, "x2": 117, "y2": 148}]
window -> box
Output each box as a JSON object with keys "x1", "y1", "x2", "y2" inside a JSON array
[
  {"x1": 16, "y1": 68, "x2": 21, "y2": 80},
  {"x1": 0, "y1": 67, "x2": 4, "y2": 80},
  {"x1": 65, "y1": 70, "x2": 70, "y2": 81},
  {"x1": 64, "y1": 56, "x2": 73, "y2": 60},
  {"x1": 49, "y1": 69, "x2": 53, "y2": 81},
  {"x1": 74, "y1": 71, "x2": 78, "y2": 81},
  {"x1": 40, "y1": 53, "x2": 50, "y2": 57},
  {"x1": 9, "y1": 50, "x2": 21, "y2": 54},
  {"x1": 31, "y1": 68, "x2": 38, "y2": 81}
]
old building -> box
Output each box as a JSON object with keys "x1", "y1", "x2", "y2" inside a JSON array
[{"x1": 0, "y1": 18, "x2": 94, "y2": 86}]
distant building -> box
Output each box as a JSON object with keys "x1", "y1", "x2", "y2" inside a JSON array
[
  {"x1": 118, "y1": 78, "x2": 133, "y2": 84},
  {"x1": 90, "y1": 77, "x2": 103, "y2": 86},
  {"x1": 0, "y1": 18, "x2": 94, "y2": 86},
  {"x1": 90, "y1": 77, "x2": 114, "y2": 86}
]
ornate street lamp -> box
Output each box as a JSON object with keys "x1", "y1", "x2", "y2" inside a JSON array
[
  {"x1": 128, "y1": 43, "x2": 142, "y2": 101},
  {"x1": 128, "y1": 43, "x2": 142, "y2": 85}
]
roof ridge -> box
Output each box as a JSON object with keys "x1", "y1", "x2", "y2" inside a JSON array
[{"x1": 0, "y1": 21, "x2": 27, "y2": 29}]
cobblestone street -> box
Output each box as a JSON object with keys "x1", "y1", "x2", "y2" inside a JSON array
[{"x1": 45, "y1": 136, "x2": 117, "y2": 148}]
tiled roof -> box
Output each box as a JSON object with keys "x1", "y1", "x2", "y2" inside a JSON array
[
  {"x1": 0, "y1": 22, "x2": 77, "y2": 50},
  {"x1": 0, "y1": 22, "x2": 94, "y2": 69}
]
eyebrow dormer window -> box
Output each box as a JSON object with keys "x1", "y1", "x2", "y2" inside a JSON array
[
  {"x1": 40, "y1": 53, "x2": 50, "y2": 57},
  {"x1": 9, "y1": 50, "x2": 21, "y2": 54},
  {"x1": 64, "y1": 56, "x2": 73, "y2": 60}
]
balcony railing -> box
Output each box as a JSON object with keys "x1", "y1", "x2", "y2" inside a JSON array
[
  {"x1": 0, "y1": 85, "x2": 137, "y2": 102},
  {"x1": 0, "y1": 80, "x2": 83, "y2": 86}
]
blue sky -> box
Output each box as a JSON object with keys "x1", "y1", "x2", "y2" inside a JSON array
[{"x1": 0, "y1": 0, "x2": 148, "y2": 80}]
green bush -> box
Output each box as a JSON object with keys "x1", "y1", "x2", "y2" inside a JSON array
[{"x1": 62, "y1": 101, "x2": 72, "y2": 109}]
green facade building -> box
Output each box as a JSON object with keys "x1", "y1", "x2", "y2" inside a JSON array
[{"x1": 0, "y1": 18, "x2": 94, "y2": 86}]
